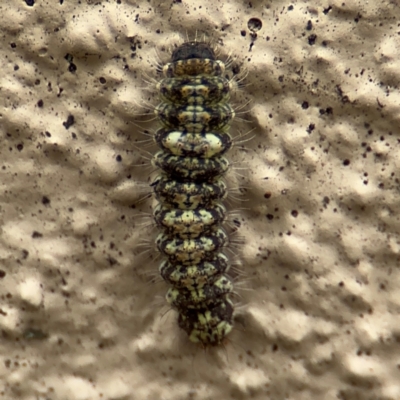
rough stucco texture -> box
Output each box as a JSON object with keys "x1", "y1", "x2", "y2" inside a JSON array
[{"x1": 0, "y1": 1, "x2": 400, "y2": 400}]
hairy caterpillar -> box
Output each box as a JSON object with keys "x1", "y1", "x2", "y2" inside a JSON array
[{"x1": 150, "y1": 40, "x2": 238, "y2": 346}]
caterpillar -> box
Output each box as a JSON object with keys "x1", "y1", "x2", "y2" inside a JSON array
[{"x1": 149, "y1": 39, "x2": 238, "y2": 346}]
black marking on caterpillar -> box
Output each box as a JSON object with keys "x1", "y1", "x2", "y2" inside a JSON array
[{"x1": 150, "y1": 40, "x2": 239, "y2": 346}]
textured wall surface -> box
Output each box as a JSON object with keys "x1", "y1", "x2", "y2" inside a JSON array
[{"x1": 1, "y1": 1, "x2": 400, "y2": 399}]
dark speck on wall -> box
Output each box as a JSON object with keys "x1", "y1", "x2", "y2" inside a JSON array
[{"x1": 63, "y1": 115, "x2": 75, "y2": 129}]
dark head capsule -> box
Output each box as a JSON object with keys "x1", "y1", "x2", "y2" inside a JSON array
[{"x1": 171, "y1": 42, "x2": 216, "y2": 62}]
